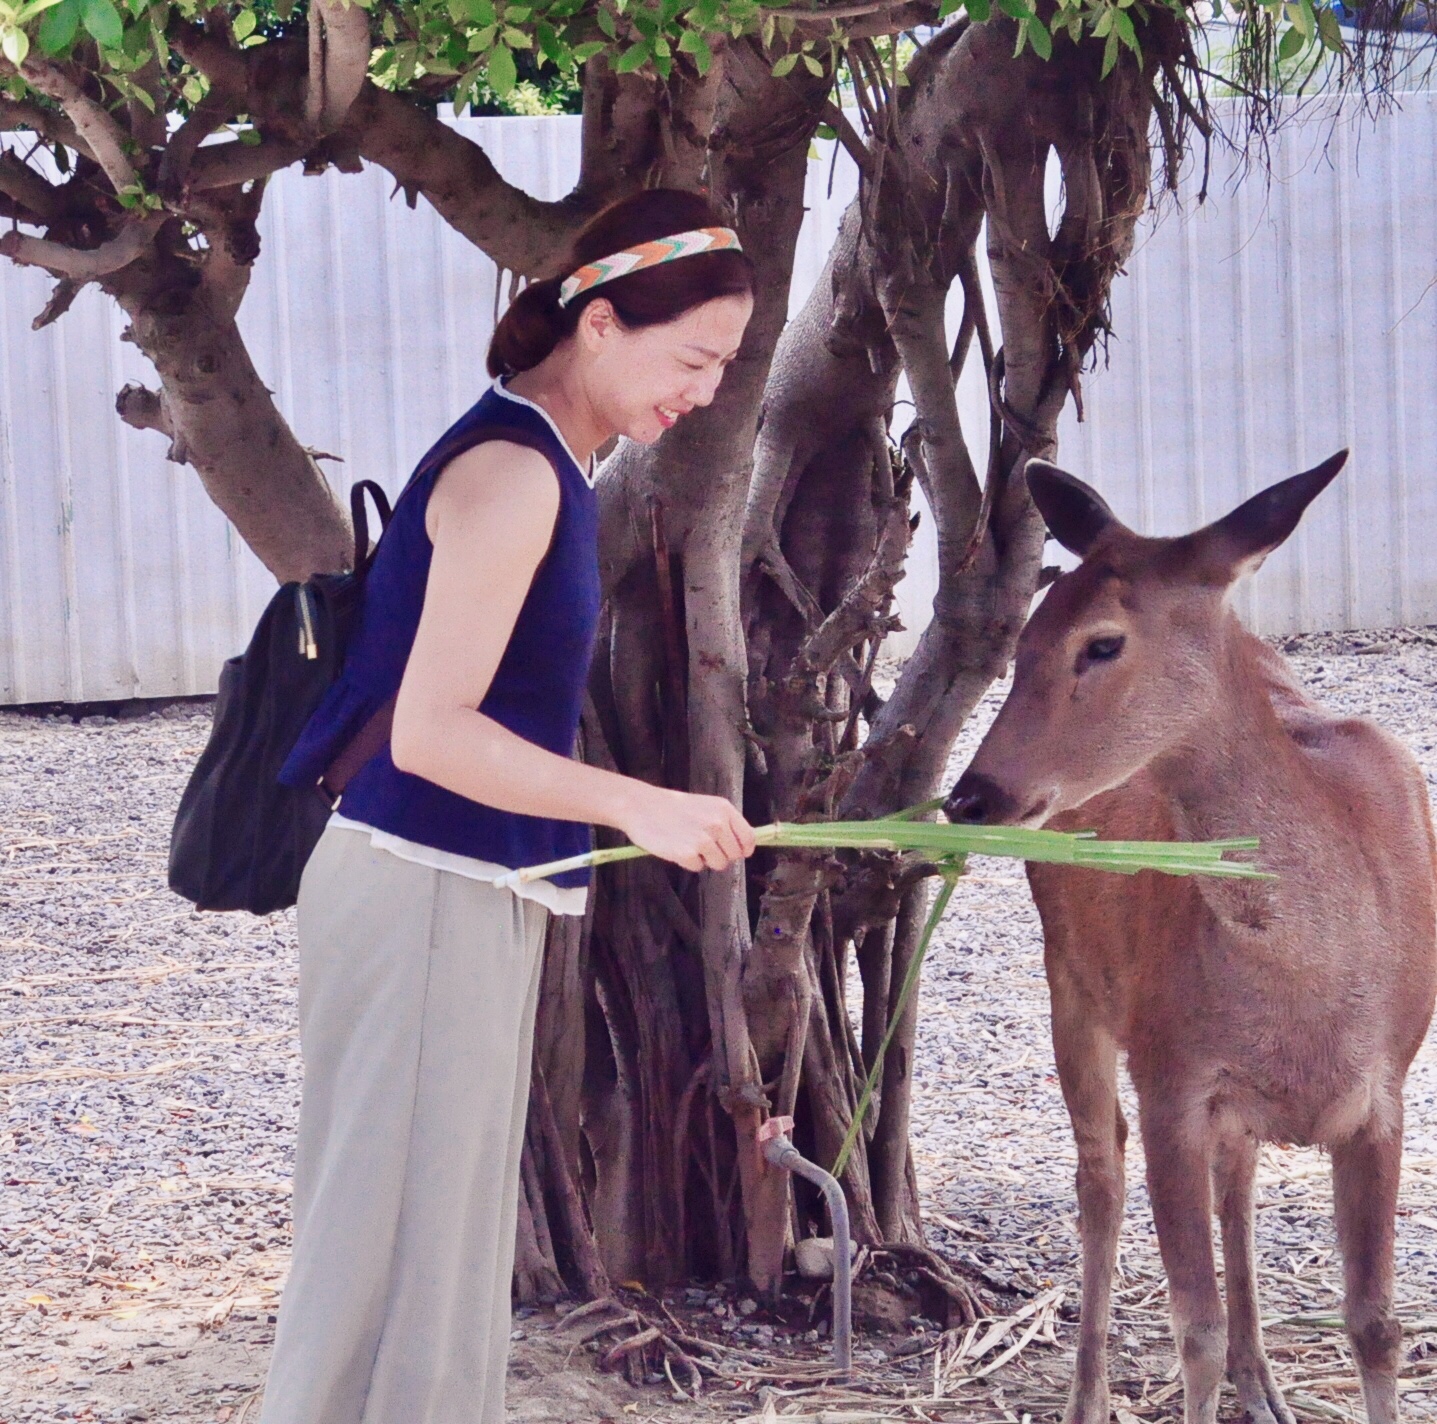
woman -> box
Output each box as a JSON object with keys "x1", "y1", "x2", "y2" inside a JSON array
[{"x1": 263, "y1": 189, "x2": 757, "y2": 1424}]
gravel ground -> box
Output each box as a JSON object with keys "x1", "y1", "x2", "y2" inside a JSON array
[{"x1": 1, "y1": 629, "x2": 1435, "y2": 1422}]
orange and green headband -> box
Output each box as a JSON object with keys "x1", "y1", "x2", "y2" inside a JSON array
[{"x1": 558, "y1": 227, "x2": 743, "y2": 308}]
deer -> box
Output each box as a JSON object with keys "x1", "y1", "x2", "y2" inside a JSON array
[{"x1": 944, "y1": 452, "x2": 1437, "y2": 1424}]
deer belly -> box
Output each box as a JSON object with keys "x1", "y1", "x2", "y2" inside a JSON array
[{"x1": 1196, "y1": 1056, "x2": 1396, "y2": 1150}]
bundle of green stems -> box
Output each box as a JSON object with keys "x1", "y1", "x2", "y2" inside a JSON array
[
  {"x1": 496, "y1": 797, "x2": 1264, "y2": 889},
  {"x1": 497, "y1": 800, "x2": 1266, "y2": 1177}
]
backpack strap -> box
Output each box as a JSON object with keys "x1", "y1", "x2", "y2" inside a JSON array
[
  {"x1": 350, "y1": 479, "x2": 393, "y2": 576},
  {"x1": 319, "y1": 695, "x2": 396, "y2": 806}
]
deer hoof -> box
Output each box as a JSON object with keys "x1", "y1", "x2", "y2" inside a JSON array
[
  {"x1": 1230, "y1": 1363, "x2": 1296, "y2": 1424},
  {"x1": 1061, "y1": 1383, "x2": 1110, "y2": 1424}
]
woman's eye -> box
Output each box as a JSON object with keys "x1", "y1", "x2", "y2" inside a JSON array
[{"x1": 1085, "y1": 635, "x2": 1125, "y2": 663}]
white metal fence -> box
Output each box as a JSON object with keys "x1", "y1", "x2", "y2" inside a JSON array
[{"x1": 2, "y1": 97, "x2": 1435, "y2": 701}]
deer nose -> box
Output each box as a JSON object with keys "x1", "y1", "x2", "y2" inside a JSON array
[{"x1": 944, "y1": 772, "x2": 1017, "y2": 825}]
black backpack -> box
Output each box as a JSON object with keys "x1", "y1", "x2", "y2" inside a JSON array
[{"x1": 168, "y1": 481, "x2": 394, "y2": 915}]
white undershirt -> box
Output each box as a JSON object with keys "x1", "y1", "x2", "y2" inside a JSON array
[
  {"x1": 328, "y1": 813, "x2": 589, "y2": 917},
  {"x1": 325, "y1": 380, "x2": 597, "y2": 920}
]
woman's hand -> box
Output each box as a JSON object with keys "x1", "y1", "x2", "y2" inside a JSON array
[{"x1": 617, "y1": 786, "x2": 757, "y2": 872}]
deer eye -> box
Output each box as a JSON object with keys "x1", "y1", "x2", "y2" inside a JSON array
[{"x1": 1085, "y1": 635, "x2": 1125, "y2": 663}]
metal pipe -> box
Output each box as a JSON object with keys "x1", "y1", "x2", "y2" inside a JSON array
[{"x1": 760, "y1": 1131, "x2": 853, "y2": 1378}]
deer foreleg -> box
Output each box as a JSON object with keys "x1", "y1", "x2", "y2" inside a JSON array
[
  {"x1": 1048, "y1": 964, "x2": 1125, "y2": 1424},
  {"x1": 1214, "y1": 1132, "x2": 1294, "y2": 1424},
  {"x1": 1142, "y1": 1105, "x2": 1225, "y2": 1424},
  {"x1": 1332, "y1": 1112, "x2": 1404, "y2": 1424}
]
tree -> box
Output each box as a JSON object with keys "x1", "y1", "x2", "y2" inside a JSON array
[{"x1": 0, "y1": 0, "x2": 1406, "y2": 1309}]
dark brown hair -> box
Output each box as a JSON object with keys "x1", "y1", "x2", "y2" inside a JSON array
[{"x1": 486, "y1": 189, "x2": 754, "y2": 379}]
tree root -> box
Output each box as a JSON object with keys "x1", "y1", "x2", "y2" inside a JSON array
[{"x1": 870, "y1": 1241, "x2": 991, "y2": 1326}]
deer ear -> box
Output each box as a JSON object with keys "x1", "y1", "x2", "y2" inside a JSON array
[
  {"x1": 1027, "y1": 461, "x2": 1121, "y2": 557},
  {"x1": 1197, "y1": 450, "x2": 1347, "y2": 582}
]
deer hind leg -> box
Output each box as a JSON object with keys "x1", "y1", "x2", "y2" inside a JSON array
[
  {"x1": 1214, "y1": 1132, "x2": 1295, "y2": 1424},
  {"x1": 1048, "y1": 964, "x2": 1126, "y2": 1424},
  {"x1": 1332, "y1": 1112, "x2": 1404, "y2": 1424},
  {"x1": 1142, "y1": 1106, "x2": 1226, "y2": 1424}
]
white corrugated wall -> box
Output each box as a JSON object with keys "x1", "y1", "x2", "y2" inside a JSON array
[{"x1": 1, "y1": 98, "x2": 1434, "y2": 700}]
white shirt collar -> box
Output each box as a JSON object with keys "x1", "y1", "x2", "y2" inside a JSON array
[{"x1": 492, "y1": 378, "x2": 597, "y2": 488}]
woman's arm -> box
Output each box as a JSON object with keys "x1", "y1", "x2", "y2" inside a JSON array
[{"x1": 389, "y1": 441, "x2": 753, "y2": 873}]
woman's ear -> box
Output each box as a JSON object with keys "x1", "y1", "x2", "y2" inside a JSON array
[{"x1": 575, "y1": 297, "x2": 620, "y2": 352}]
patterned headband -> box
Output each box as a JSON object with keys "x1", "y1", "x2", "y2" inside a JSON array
[{"x1": 558, "y1": 227, "x2": 743, "y2": 308}]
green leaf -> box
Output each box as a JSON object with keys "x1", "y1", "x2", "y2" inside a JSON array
[
  {"x1": 1317, "y1": 5, "x2": 1344, "y2": 50},
  {"x1": 534, "y1": 20, "x2": 561, "y2": 63},
  {"x1": 613, "y1": 36, "x2": 648, "y2": 69},
  {"x1": 231, "y1": 8, "x2": 255, "y2": 38},
  {"x1": 1277, "y1": 20, "x2": 1306, "y2": 56},
  {"x1": 815, "y1": 121, "x2": 836, "y2": 139},
  {"x1": 78, "y1": 0, "x2": 122, "y2": 47},
  {"x1": 486, "y1": 39, "x2": 516, "y2": 92},
  {"x1": 595, "y1": 5, "x2": 615, "y2": 35},
  {"x1": 964, "y1": 0, "x2": 990, "y2": 18},
  {"x1": 1100, "y1": 25, "x2": 1118, "y2": 75},
  {"x1": 570, "y1": 39, "x2": 605, "y2": 59},
  {"x1": 1026, "y1": 14, "x2": 1051, "y2": 57},
  {"x1": 236, "y1": 124, "x2": 262, "y2": 144},
  {"x1": 1, "y1": 25, "x2": 29, "y2": 62},
  {"x1": 995, "y1": 0, "x2": 1032, "y2": 18},
  {"x1": 467, "y1": 24, "x2": 496, "y2": 50},
  {"x1": 502, "y1": 3, "x2": 531, "y2": 19},
  {"x1": 13, "y1": 0, "x2": 63, "y2": 26},
  {"x1": 1112, "y1": 6, "x2": 1138, "y2": 52},
  {"x1": 801, "y1": 49, "x2": 821, "y2": 73},
  {"x1": 37, "y1": 0, "x2": 78, "y2": 52},
  {"x1": 501, "y1": 24, "x2": 530, "y2": 45},
  {"x1": 770, "y1": 48, "x2": 797, "y2": 74},
  {"x1": 464, "y1": 0, "x2": 496, "y2": 21}
]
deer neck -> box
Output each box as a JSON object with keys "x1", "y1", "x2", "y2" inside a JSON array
[{"x1": 1146, "y1": 621, "x2": 1304, "y2": 843}]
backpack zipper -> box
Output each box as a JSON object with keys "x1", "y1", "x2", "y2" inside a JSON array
[{"x1": 296, "y1": 586, "x2": 319, "y2": 660}]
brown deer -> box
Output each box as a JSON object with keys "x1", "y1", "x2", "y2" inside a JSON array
[{"x1": 944, "y1": 453, "x2": 1437, "y2": 1424}]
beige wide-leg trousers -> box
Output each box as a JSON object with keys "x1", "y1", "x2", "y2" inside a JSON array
[{"x1": 259, "y1": 825, "x2": 548, "y2": 1424}]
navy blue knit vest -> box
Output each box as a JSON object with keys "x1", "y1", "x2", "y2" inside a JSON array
[{"x1": 279, "y1": 383, "x2": 601, "y2": 891}]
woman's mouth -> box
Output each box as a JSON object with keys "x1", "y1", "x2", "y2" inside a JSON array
[{"x1": 656, "y1": 405, "x2": 682, "y2": 429}]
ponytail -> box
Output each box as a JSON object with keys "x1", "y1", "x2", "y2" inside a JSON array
[{"x1": 486, "y1": 275, "x2": 571, "y2": 379}]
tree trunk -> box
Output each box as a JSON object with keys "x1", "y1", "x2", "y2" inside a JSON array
[{"x1": 104, "y1": 227, "x2": 352, "y2": 583}]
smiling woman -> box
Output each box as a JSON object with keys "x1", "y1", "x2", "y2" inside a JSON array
[{"x1": 260, "y1": 190, "x2": 757, "y2": 1424}]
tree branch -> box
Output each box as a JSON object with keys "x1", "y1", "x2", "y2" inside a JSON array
[
  {"x1": 32, "y1": 277, "x2": 83, "y2": 330},
  {"x1": 115, "y1": 381, "x2": 174, "y2": 440},
  {"x1": 764, "y1": 0, "x2": 936, "y2": 19},
  {"x1": 0, "y1": 150, "x2": 62, "y2": 222},
  {"x1": 821, "y1": 101, "x2": 873, "y2": 178},
  {"x1": 186, "y1": 136, "x2": 308, "y2": 191},
  {"x1": 343, "y1": 80, "x2": 587, "y2": 273},
  {"x1": 14, "y1": 57, "x2": 138, "y2": 193},
  {"x1": 0, "y1": 95, "x2": 92, "y2": 157},
  {"x1": 305, "y1": 0, "x2": 372, "y2": 132},
  {"x1": 0, "y1": 216, "x2": 160, "y2": 280}
]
